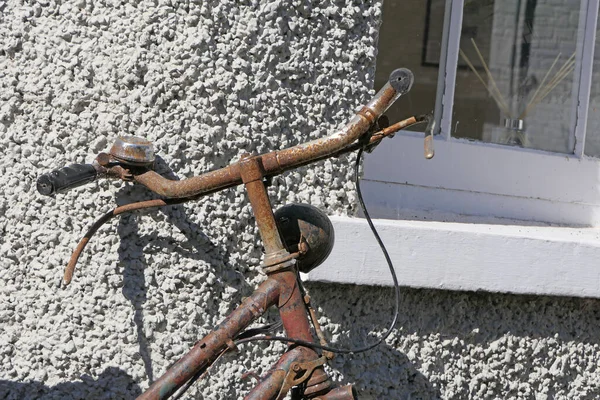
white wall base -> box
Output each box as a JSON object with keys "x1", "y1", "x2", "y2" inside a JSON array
[{"x1": 308, "y1": 215, "x2": 600, "y2": 298}]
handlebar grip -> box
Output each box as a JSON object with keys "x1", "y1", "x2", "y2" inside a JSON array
[
  {"x1": 389, "y1": 68, "x2": 414, "y2": 94},
  {"x1": 37, "y1": 164, "x2": 98, "y2": 196}
]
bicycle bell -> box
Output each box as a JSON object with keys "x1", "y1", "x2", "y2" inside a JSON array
[
  {"x1": 109, "y1": 135, "x2": 155, "y2": 167},
  {"x1": 274, "y1": 203, "x2": 335, "y2": 274}
]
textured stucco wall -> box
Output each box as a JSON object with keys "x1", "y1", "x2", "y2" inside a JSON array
[{"x1": 1, "y1": 1, "x2": 600, "y2": 399}]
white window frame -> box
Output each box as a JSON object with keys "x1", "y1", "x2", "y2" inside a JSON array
[
  {"x1": 363, "y1": 0, "x2": 600, "y2": 227},
  {"x1": 308, "y1": 0, "x2": 600, "y2": 298}
]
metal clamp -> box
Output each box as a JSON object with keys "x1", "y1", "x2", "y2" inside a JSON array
[{"x1": 276, "y1": 356, "x2": 328, "y2": 400}]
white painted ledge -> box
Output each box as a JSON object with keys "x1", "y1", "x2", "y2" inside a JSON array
[{"x1": 307, "y1": 215, "x2": 600, "y2": 298}]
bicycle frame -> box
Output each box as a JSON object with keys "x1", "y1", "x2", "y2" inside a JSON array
[
  {"x1": 139, "y1": 154, "x2": 332, "y2": 399},
  {"x1": 39, "y1": 69, "x2": 430, "y2": 399}
]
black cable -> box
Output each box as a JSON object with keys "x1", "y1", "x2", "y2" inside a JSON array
[
  {"x1": 234, "y1": 321, "x2": 284, "y2": 340},
  {"x1": 234, "y1": 146, "x2": 401, "y2": 354}
]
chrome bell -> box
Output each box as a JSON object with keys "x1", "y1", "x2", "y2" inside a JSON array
[{"x1": 109, "y1": 136, "x2": 155, "y2": 167}]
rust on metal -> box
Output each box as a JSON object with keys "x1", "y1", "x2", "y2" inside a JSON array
[
  {"x1": 109, "y1": 136, "x2": 155, "y2": 166},
  {"x1": 358, "y1": 106, "x2": 378, "y2": 124},
  {"x1": 370, "y1": 115, "x2": 418, "y2": 142},
  {"x1": 244, "y1": 369, "x2": 287, "y2": 400},
  {"x1": 125, "y1": 81, "x2": 405, "y2": 200},
  {"x1": 277, "y1": 356, "x2": 328, "y2": 399},
  {"x1": 273, "y1": 271, "x2": 314, "y2": 343},
  {"x1": 268, "y1": 79, "x2": 407, "y2": 172},
  {"x1": 239, "y1": 155, "x2": 265, "y2": 184},
  {"x1": 304, "y1": 376, "x2": 333, "y2": 398},
  {"x1": 63, "y1": 198, "x2": 191, "y2": 285},
  {"x1": 260, "y1": 152, "x2": 283, "y2": 176},
  {"x1": 137, "y1": 277, "x2": 281, "y2": 400},
  {"x1": 244, "y1": 346, "x2": 319, "y2": 400},
  {"x1": 265, "y1": 115, "x2": 422, "y2": 175},
  {"x1": 243, "y1": 177, "x2": 284, "y2": 257},
  {"x1": 272, "y1": 113, "x2": 371, "y2": 172},
  {"x1": 133, "y1": 164, "x2": 242, "y2": 198},
  {"x1": 239, "y1": 155, "x2": 292, "y2": 270},
  {"x1": 63, "y1": 237, "x2": 90, "y2": 285},
  {"x1": 304, "y1": 294, "x2": 334, "y2": 360},
  {"x1": 96, "y1": 152, "x2": 112, "y2": 167},
  {"x1": 313, "y1": 385, "x2": 358, "y2": 400}
]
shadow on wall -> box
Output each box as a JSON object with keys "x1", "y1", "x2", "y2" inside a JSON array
[
  {"x1": 306, "y1": 282, "x2": 443, "y2": 400},
  {"x1": 305, "y1": 282, "x2": 600, "y2": 399},
  {"x1": 0, "y1": 367, "x2": 141, "y2": 400},
  {"x1": 112, "y1": 156, "x2": 253, "y2": 385}
]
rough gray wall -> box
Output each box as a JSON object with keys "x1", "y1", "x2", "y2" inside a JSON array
[{"x1": 1, "y1": 0, "x2": 599, "y2": 399}]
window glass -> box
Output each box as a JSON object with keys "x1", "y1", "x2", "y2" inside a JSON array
[
  {"x1": 585, "y1": 13, "x2": 600, "y2": 157},
  {"x1": 452, "y1": 0, "x2": 580, "y2": 154},
  {"x1": 374, "y1": 0, "x2": 445, "y2": 126}
]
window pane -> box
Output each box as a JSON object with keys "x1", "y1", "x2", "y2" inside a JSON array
[
  {"x1": 374, "y1": 0, "x2": 445, "y2": 125},
  {"x1": 585, "y1": 13, "x2": 600, "y2": 157},
  {"x1": 452, "y1": 0, "x2": 580, "y2": 154}
]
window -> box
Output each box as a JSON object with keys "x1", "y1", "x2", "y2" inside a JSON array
[
  {"x1": 366, "y1": 0, "x2": 600, "y2": 226},
  {"x1": 309, "y1": 0, "x2": 600, "y2": 298},
  {"x1": 586, "y1": 7, "x2": 600, "y2": 156}
]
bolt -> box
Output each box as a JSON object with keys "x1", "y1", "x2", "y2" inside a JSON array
[{"x1": 97, "y1": 152, "x2": 111, "y2": 167}]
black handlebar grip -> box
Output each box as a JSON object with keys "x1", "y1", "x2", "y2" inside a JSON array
[{"x1": 37, "y1": 164, "x2": 98, "y2": 196}]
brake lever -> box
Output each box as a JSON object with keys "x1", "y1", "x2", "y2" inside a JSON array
[
  {"x1": 423, "y1": 114, "x2": 435, "y2": 159},
  {"x1": 366, "y1": 113, "x2": 435, "y2": 159}
]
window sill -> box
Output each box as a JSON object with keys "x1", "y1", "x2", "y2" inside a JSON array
[{"x1": 307, "y1": 215, "x2": 600, "y2": 298}]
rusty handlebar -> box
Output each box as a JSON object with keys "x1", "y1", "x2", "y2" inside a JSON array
[
  {"x1": 130, "y1": 68, "x2": 414, "y2": 198},
  {"x1": 40, "y1": 68, "x2": 427, "y2": 285}
]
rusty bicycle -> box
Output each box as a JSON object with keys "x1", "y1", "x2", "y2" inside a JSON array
[{"x1": 36, "y1": 68, "x2": 434, "y2": 399}]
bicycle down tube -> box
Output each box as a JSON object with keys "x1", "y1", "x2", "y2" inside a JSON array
[{"x1": 37, "y1": 68, "x2": 423, "y2": 399}]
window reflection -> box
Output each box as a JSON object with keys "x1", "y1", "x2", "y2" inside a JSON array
[{"x1": 453, "y1": 0, "x2": 580, "y2": 154}]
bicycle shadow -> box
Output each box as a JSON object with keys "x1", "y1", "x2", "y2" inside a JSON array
[
  {"x1": 114, "y1": 156, "x2": 255, "y2": 384},
  {"x1": 304, "y1": 281, "x2": 442, "y2": 400},
  {"x1": 0, "y1": 367, "x2": 141, "y2": 400},
  {"x1": 305, "y1": 281, "x2": 600, "y2": 399}
]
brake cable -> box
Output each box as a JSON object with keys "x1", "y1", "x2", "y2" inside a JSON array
[{"x1": 233, "y1": 145, "x2": 401, "y2": 354}]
